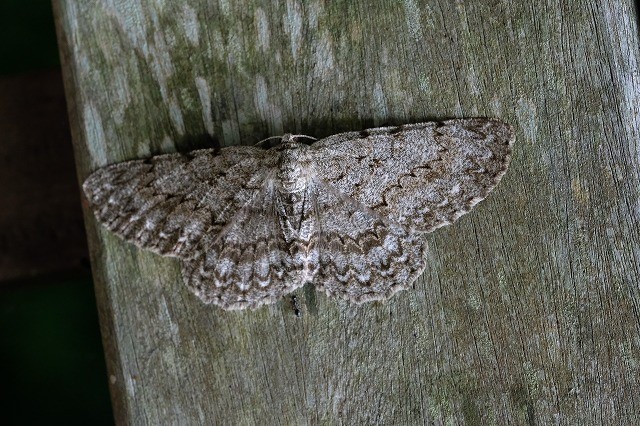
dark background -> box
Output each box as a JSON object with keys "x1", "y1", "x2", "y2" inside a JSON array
[{"x1": 0, "y1": 0, "x2": 113, "y2": 423}]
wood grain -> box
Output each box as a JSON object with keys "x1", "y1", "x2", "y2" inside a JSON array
[{"x1": 53, "y1": 0, "x2": 640, "y2": 424}]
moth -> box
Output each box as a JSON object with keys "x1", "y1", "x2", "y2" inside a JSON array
[{"x1": 83, "y1": 118, "x2": 515, "y2": 310}]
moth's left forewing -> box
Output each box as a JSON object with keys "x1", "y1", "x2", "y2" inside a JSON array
[{"x1": 82, "y1": 146, "x2": 275, "y2": 260}]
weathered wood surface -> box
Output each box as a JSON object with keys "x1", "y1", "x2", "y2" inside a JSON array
[{"x1": 53, "y1": 0, "x2": 640, "y2": 424}]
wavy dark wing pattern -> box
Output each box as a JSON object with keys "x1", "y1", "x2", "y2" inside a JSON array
[
  {"x1": 310, "y1": 118, "x2": 515, "y2": 232},
  {"x1": 83, "y1": 146, "x2": 273, "y2": 259},
  {"x1": 180, "y1": 180, "x2": 313, "y2": 310},
  {"x1": 83, "y1": 118, "x2": 515, "y2": 310},
  {"x1": 312, "y1": 180, "x2": 427, "y2": 303}
]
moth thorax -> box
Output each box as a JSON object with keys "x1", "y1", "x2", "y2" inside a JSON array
[{"x1": 277, "y1": 145, "x2": 311, "y2": 193}]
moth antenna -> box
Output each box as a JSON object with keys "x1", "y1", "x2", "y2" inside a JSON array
[{"x1": 254, "y1": 135, "x2": 283, "y2": 147}]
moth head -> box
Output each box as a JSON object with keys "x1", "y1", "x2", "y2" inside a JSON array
[{"x1": 277, "y1": 143, "x2": 314, "y2": 192}]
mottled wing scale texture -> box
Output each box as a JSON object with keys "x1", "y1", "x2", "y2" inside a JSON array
[
  {"x1": 311, "y1": 181, "x2": 427, "y2": 303},
  {"x1": 181, "y1": 179, "x2": 317, "y2": 309},
  {"x1": 83, "y1": 118, "x2": 515, "y2": 310},
  {"x1": 83, "y1": 146, "x2": 272, "y2": 260},
  {"x1": 311, "y1": 118, "x2": 514, "y2": 232}
]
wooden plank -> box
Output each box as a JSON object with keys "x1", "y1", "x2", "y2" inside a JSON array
[
  {"x1": 0, "y1": 69, "x2": 88, "y2": 282},
  {"x1": 53, "y1": 0, "x2": 640, "y2": 423}
]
